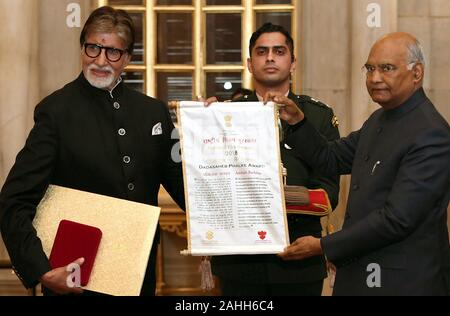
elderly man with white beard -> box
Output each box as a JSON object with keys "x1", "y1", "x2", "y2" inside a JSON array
[{"x1": 0, "y1": 6, "x2": 184, "y2": 296}]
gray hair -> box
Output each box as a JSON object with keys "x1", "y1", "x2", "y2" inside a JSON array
[
  {"x1": 407, "y1": 39, "x2": 425, "y2": 68},
  {"x1": 80, "y1": 6, "x2": 135, "y2": 54}
]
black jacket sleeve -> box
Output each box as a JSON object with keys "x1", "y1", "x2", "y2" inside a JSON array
[
  {"x1": 286, "y1": 118, "x2": 360, "y2": 177},
  {"x1": 305, "y1": 107, "x2": 341, "y2": 209},
  {"x1": 0, "y1": 101, "x2": 57, "y2": 288}
]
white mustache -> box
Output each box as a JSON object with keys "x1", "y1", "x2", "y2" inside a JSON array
[{"x1": 88, "y1": 64, "x2": 113, "y2": 74}]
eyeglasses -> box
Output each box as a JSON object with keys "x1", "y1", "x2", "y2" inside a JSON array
[
  {"x1": 362, "y1": 62, "x2": 415, "y2": 76},
  {"x1": 83, "y1": 43, "x2": 127, "y2": 62}
]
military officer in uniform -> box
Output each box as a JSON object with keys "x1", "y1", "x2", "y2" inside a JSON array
[
  {"x1": 0, "y1": 6, "x2": 184, "y2": 296},
  {"x1": 210, "y1": 23, "x2": 340, "y2": 296}
]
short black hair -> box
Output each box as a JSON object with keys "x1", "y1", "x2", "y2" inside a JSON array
[{"x1": 249, "y1": 22, "x2": 294, "y2": 62}]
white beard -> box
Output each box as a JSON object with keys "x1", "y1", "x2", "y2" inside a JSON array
[{"x1": 85, "y1": 64, "x2": 116, "y2": 89}]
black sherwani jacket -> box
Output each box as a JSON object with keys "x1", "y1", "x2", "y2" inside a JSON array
[
  {"x1": 0, "y1": 73, "x2": 184, "y2": 293},
  {"x1": 286, "y1": 88, "x2": 450, "y2": 295},
  {"x1": 212, "y1": 92, "x2": 340, "y2": 284}
]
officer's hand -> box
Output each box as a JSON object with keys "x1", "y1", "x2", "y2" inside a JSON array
[
  {"x1": 202, "y1": 96, "x2": 219, "y2": 107},
  {"x1": 263, "y1": 92, "x2": 305, "y2": 125},
  {"x1": 277, "y1": 236, "x2": 322, "y2": 260},
  {"x1": 39, "y1": 257, "x2": 85, "y2": 295}
]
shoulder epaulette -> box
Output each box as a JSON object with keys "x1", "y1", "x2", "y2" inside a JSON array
[
  {"x1": 296, "y1": 95, "x2": 331, "y2": 109},
  {"x1": 296, "y1": 94, "x2": 339, "y2": 127}
]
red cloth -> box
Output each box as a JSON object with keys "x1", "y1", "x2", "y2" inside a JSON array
[{"x1": 286, "y1": 189, "x2": 331, "y2": 216}]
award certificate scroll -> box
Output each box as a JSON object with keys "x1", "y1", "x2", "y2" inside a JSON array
[{"x1": 178, "y1": 101, "x2": 289, "y2": 256}]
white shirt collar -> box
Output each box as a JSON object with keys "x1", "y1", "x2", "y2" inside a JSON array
[{"x1": 108, "y1": 77, "x2": 122, "y2": 98}]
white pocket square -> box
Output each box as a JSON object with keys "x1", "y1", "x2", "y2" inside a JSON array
[{"x1": 152, "y1": 122, "x2": 163, "y2": 136}]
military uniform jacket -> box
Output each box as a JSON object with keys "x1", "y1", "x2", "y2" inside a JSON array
[
  {"x1": 286, "y1": 88, "x2": 450, "y2": 295},
  {"x1": 212, "y1": 91, "x2": 340, "y2": 284},
  {"x1": 0, "y1": 73, "x2": 184, "y2": 289}
]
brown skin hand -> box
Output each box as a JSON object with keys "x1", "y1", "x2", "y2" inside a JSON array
[
  {"x1": 39, "y1": 257, "x2": 85, "y2": 295},
  {"x1": 278, "y1": 236, "x2": 323, "y2": 261}
]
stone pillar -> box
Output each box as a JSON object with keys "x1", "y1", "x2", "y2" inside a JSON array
[
  {"x1": 397, "y1": 0, "x2": 431, "y2": 90},
  {"x1": 0, "y1": 0, "x2": 40, "y2": 261},
  {"x1": 298, "y1": 0, "x2": 352, "y2": 242},
  {"x1": 298, "y1": 0, "x2": 351, "y2": 136},
  {"x1": 0, "y1": 0, "x2": 39, "y2": 182},
  {"x1": 39, "y1": 0, "x2": 93, "y2": 98},
  {"x1": 350, "y1": 0, "x2": 397, "y2": 130},
  {"x1": 429, "y1": 0, "x2": 450, "y2": 123}
]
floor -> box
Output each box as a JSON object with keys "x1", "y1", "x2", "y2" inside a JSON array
[{"x1": 0, "y1": 269, "x2": 31, "y2": 296}]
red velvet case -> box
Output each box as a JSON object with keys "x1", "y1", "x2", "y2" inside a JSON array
[{"x1": 49, "y1": 220, "x2": 102, "y2": 286}]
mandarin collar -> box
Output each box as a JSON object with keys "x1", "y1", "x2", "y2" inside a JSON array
[
  {"x1": 383, "y1": 88, "x2": 427, "y2": 120},
  {"x1": 77, "y1": 72, "x2": 124, "y2": 99}
]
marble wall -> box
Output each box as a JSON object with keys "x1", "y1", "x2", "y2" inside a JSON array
[{"x1": 398, "y1": 0, "x2": 450, "y2": 121}]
